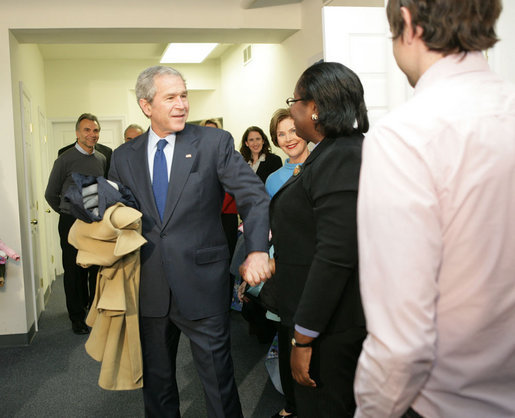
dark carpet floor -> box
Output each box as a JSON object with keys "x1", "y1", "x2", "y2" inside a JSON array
[{"x1": 0, "y1": 278, "x2": 283, "y2": 417}]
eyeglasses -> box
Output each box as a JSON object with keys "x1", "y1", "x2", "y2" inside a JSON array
[{"x1": 286, "y1": 97, "x2": 305, "y2": 107}]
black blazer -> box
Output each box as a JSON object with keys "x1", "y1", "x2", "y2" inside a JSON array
[
  {"x1": 269, "y1": 134, "x2": 366, "y2": 334},
  {"x1": 109, "y1": 125, "x2": 270, "y2": 320},
  {"x1": 256, "y1": 153, "x2": 283, "y2": 184}
]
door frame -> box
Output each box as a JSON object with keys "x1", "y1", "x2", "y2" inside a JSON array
[{"x1": 19, "y1": 81, "x2": 40, "y2": 332}]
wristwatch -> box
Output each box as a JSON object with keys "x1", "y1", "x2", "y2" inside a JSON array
[{"x1": 291, "y1": 337, "x2": 312, "y2": 348}]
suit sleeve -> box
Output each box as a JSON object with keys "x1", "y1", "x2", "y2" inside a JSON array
[
  {"x1": 294, "y1": 146, "x2": 360, "y2": 333},
  {"x1": 216, "y1": 131, "x2": 270, "y2": 254}
]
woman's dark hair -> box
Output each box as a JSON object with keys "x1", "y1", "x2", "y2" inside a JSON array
[
  {"x1": 296, "y1": 62, "x2": 369, "y2": 138},
  {"x1": 387, "y1": 0, "x2": 501, "y2": 54},
  {"x1": 239, "y1": 126, "x2": 273, "y2": 162}
]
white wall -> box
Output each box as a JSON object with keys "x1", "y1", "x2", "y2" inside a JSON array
[
  {"x1": 221, "y1": 43, "x2": 289, "y2": 150},
  {"x1": 0, "y1": 30, "x2": 26, "y2": 337},
  {"x1": 44, "y1": 59, "x2": 222, "y2": 143},
  {"x1": 490, "y1": 0, "x2": 515, "y2": 83},
  {"x1": 221, "y1": 0, "x2": 324, "y2": 154},
  {"x1": 2, "y1": 34, "x2": 49, "y2": 337}
]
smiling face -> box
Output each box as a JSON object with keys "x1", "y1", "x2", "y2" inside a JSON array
[
  {"x1": 139, "y1": 74, "x2": 189, "y2": 137},
  {"x1": 245, "y1": 131, "x2": 264, "y2": 158},
  {"x1": 276, "y1": 117, "x2": 308, "y2": 164},
  {"x1": 76, "y1": 119, "x2": 100, "y2": 154}
]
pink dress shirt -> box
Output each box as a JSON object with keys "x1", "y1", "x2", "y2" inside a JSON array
[{"x1": 355, "y1": 52, "x2": 515, "y2": 418}]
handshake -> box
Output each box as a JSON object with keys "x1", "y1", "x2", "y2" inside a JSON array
[{"x1": 239, "y1": 252, "x2": 275, "y2": 287}]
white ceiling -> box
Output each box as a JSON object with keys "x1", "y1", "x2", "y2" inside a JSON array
[
  {"x1": 13, "y1": 27, "x2": 298, "y2": 61},
  {"x1": 241, "y1": 0, "x2": 302, "y2": 8},
  {"x1": 37, "y1": 43, "x2": 233, "y2": 61}
]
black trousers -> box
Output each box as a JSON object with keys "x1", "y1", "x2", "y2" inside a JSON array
[
  {"x1": 221, "y1": 213, "x2": 238, "y2": 258},
  {"x1": 294, "y1": 326, "x2": 366, "y2": 418},
  {"x1": 140, "y1": 297, "x2": 243, "y2": 418},
  {"x1": 58, "y1": 213, "x2": 97, "y2": 322}
]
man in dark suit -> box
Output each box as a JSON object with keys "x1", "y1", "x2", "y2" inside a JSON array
[{"x1": 109, "y1": 66, "x2": 272, "y2": 417}]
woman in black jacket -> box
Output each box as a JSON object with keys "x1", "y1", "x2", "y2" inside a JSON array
[
  {"x1": 239, "y1": 126, "x2": 283, "y2": 183},
  {"x1": 270, "y1": 62, "x2": 369, "y2": 417}
]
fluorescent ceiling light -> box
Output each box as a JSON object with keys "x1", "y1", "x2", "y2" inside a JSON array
[{"x1": 160, "y1": 43, "x2": 218, "y2": 63}]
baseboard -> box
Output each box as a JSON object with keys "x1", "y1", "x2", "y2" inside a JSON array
[
  {"x1": 0, "y1": 321, "x2": 36, "y2": 347},
  {"x1": 43, "y1": 280, "x2": 52, "y2": 305}
]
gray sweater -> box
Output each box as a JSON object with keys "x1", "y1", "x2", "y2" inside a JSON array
[{"x1": 45, "y1": 146, "x2": 106, "y2": 215}]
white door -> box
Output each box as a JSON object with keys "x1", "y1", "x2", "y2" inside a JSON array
[
  {"x1": 20, "y1": 83, "x2": 42, "y2": 329},
  {"x1": 322, "y1": 6, "x2": 411, "y2": 126},
  {"x1": 38, "y1": 108, "x2": 58, "y2": 299},
  {"x1": 97, "y1": 119, "x2": 125, "y2": 150}
]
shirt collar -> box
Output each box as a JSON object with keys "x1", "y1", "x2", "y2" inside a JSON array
[
  {"x1": 149, "y1": 128, "x2": 176, "y2": 148},
  {"x1": 247, "y1": 153, "x2": 266, "y2": 166},
  {"x1": 75, "y1": 142, "x2": 94, "y2": 155},
  {"x1": 415, "y1": 51, "x2": 489, "y2": 95}
]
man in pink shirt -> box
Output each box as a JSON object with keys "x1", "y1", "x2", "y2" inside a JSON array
[{"x1": 355, "y1": 1, "x2": 515, "y2": 417}]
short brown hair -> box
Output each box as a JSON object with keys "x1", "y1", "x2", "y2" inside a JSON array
[
  {"x1": 269, "y1": 109, "x2": 291, "y2": 147},
  {"x1": 387, "y1": 0, "x2": 501, "y2": 54},
  {"x1": 75, "y1": 113, "x2": 100, "y2": 131}
]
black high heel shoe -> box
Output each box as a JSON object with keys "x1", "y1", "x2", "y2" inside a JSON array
[{"x1": 271, "y1": 408, "x2": 296, "y2": 418}]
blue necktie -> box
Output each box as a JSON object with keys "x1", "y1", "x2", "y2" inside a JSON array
[{"x1": 152, "y1": 139, "x2": 168, "y2": 221}]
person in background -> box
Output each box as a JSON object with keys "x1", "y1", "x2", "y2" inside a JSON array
[
  {"x1": 355, "y1": 1, "x2": 515, "y2": 417},
  {"x1": 265, "y1": 108, "x2": 310, "y2": 198},
  {"x1": 109, "y1": 65, "x2": 271, "y2": 418},
  {"x1": 265, "y1": 108, "x2": 309, "y2": 418},
  {"x1": 239, "y1": 126, "x2": 282, "y2": 183},
  {"x1": 123, "y1": 123, "x2": 144, "y2": 142},
  {"x1": 242, "y1": 62, "x2": 368, "y2": 417},
  {"x1": 58, "y1": 117, "x2": 112, "y2": 176},
  {"x1": 200, "y1": 117, "x2": 239, "y2": 304},
  {"x1": 45, "y1": 113, "x2": 107, "y2": 335},
  {"x1": 200, "y1": 118, "x2": 222, "y2": 129}
]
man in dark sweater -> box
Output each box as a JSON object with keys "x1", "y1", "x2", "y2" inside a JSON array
[
  {"x1": 58, "y1": 135, "x2": 112, "y2": 176},
  {"x1": 45, "y1": 113, "x2": 106, "y2": 335}
]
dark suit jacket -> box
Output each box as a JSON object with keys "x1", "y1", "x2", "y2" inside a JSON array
[
  {"x1": 269, "y1": 134, "x2": 366, "y2": 333},
  {"x1": 59, "y1": 142, "x2": 113, "y2": 176},
  {"x1": 109, "y1": 125, "x2": 270, "y2": 320},
  {"x1": 256, "y1": 153, "x2": 283, "y2": 184}
]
